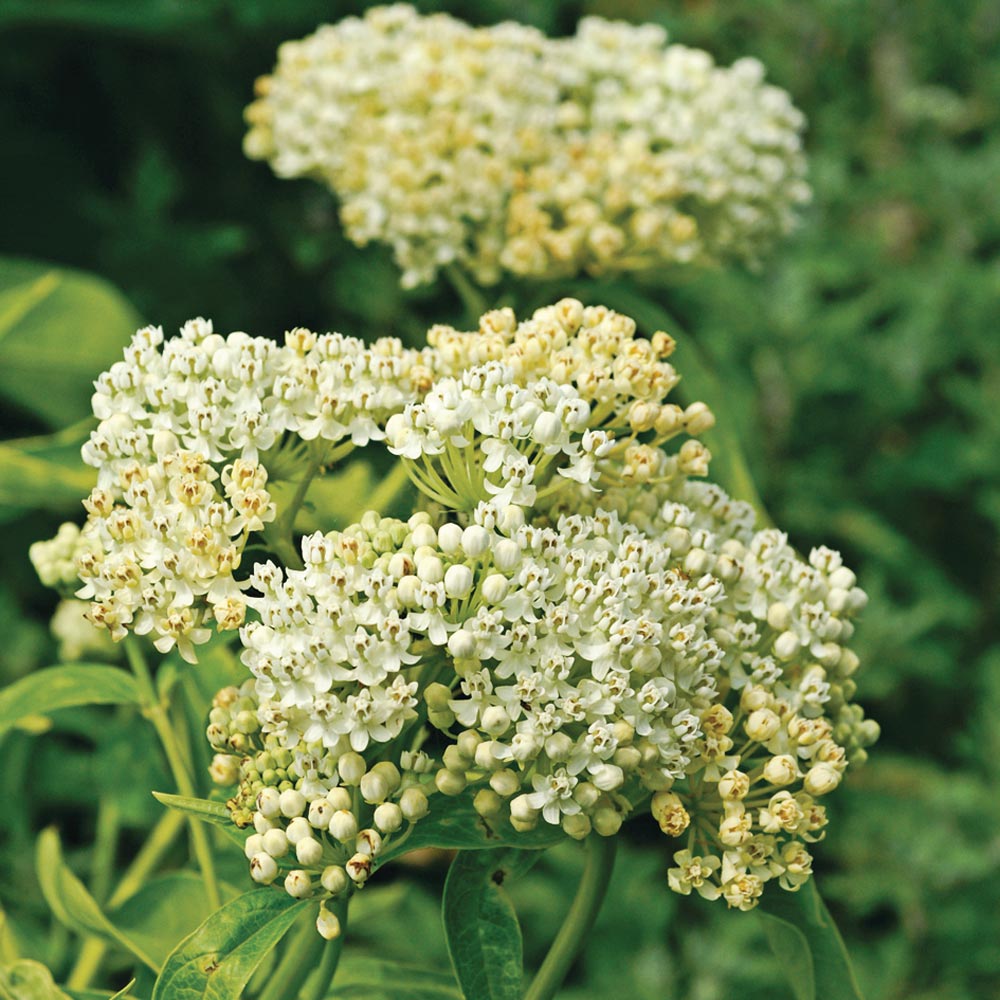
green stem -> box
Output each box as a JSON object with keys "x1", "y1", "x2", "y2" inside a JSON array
[
  {"x1": 444, "y1": 264, "x2": 489, "y2": 326},
  {"x1": 523, "y1": 835, "x2": 617, "y2": 1000},
  {"x1": 125, "y1": 640, "x2": 221, "y2": 911},
  {"x1": 258, "y1": 897, "x2": 349, "y2": 1000},
  {"x1": 65, "y1": 810, "x2": 185, "y2": 989}
]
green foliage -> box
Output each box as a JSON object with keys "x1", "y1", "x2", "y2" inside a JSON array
[
  {"x1": 0, "y1": 666, "x2": 138, "y2": 739},
  {"x1": 442, "y1": 850, "x2": 527, "y2": 1000},
  {"x1": 0, "y1": 960, "x2": 72, "y2": 1000},
  {"x1": 151, "y1": 891, "x2": 308, "y2": 1000},
  {"x1": 330, "y1": 957, "x2": 461, "y2": 999},
  {"x1": 759, "y1": 881, "x2": 865, "y2": 1000}
]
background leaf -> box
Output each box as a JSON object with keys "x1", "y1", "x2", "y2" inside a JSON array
[
  {"x1": 150, "y1": 889, "x2": 307, "y2": 1000},
  {"x1": 442, "y1": 849, "x2": 525, "y2": 1000},
  {"x1": 0, "y1": 666, "x2": 138, "y2": 739},
  {"x1": 758, "y1": 880, "x2": 865, "y2": 1000},
  {"x1": 0, "y1": 959, "x2": 73, "y2": 1000},
  {"x1": 331, "y1": 957, "x2": 462, "y2": 1000},
  {"x1": 0, "y1": 258, "x2": 139, "y2": 427}
]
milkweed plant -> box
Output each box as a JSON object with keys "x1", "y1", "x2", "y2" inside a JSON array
[{"x1": 18, "y1": 6, "x2": 878, "y2": 1000}]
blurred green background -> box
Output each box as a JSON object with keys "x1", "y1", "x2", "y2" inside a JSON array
[{"x1": 1, "y1": 1, "x2": 998, "y2": 998}]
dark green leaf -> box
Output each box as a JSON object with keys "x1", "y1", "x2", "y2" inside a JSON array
[
  {"x1": 758, "y1": 879, "x2": 866, "y2": 1000},
  {"x1": 151, "y1": 792, "x2": 251, "y2": 852},
  {"x1": 442, "y1": 849, "x2": 524, "y2": 1000},
  {"x1": 0, "y1": 666, "x2": 138, "y2": 739},
  {"x1": 0, "y1": 258, "x2": 139, "y2": 427},
  {"x1": 151, "y1": 889, "x2": 308, "y2": 1000},
  {"x1": 35, "y1": 829, "x2": 159, "y2": 972},
  {"x1": 331, "y1": 956, "x2": 462, "y2": 1000}
]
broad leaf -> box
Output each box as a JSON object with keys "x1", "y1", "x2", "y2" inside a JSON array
[
  {"x1": 110, "y1": 874, "x2": 223, "y2": 968},
  {"x1": 442, "y1": 849, "x2": 525, "y2": 1000},
  {"x1": 332, "y1": 956, "x2": 462, "y2": 999},
  {"x1": 0, "y1": 666, "x2": 138, "y2": 739},
  {"x1": 0, "y1": 960, "x2": 73, "y2": 1000},
  {"x1": 377, "y1": 795, "x2": 566, "y2": 867},
  {"x1": 151, "y1": 889, "x2": 308, "y2": 1000},
  {"x1": 758, "y1": 880, "x2": 866, "y2": 1000},
  {"x1": 35, "y1": 829, "x2": 159, "y2": 972},
  {"x1": 0, "y1": 258, "x2": 139, "y2": 427}
]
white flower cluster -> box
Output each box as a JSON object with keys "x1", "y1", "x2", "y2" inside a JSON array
[
  {"x1": 75, "y1": 452, "x2": 275, "y2": 662},
  {"x1": 245, "y1": 5, "x2": 810, "y2": 287},
  {"x1": 83, "y1": 317, "x2": 433, "y2": 489}
]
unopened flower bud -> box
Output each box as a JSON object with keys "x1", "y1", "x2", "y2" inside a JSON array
[
  {"x1": 308, "y1": 799, "x2": 334, "y2": 829},
  {"x1": 338, "y1": 752, "x2": 367, "y2": 786},
  {"x1": 285, "y1": 816, "x2": 312, "y2": 844},
  {"x1": 256, "y1": 787, "x2": 281, "y2": 818},
  {"x1": 592, "y1": 808, "x2": 622, "y2": 837},
  {"x1": 360, "y1": 771, "x2": 389, "y2": 805},
  {"x1": 745, "y1": 708, "x2": 781, "y2": 742},
  {"x1": 284, "y1": 870, "x2": 312, "y2": 899},
  {"x1": 444, "y1": 564, "x2": 474, "y2": 599},
  {"x1": 374, "y1": 802, "x2": 403, "y2": 833},
  {"x1": 804, "y1": 763, "x2": 842, "y2": 796},
  {"x1": 718, "y1": 770, "x2": 750, "y2": 801},
  {"x1": 436, "y1": 769, "x2": 467, "y2": 796},
  {"x1": 321, "y1": 865, "x2": 348, "y2": 895},
  {"x1": 329, "y1": 810, "x2": 359, "y2": 842},
  {"x1": 481, "y1": 574, "x2": 508, "y2": 604},
  {"x1": 562, "y1": 813, "x2": 592, "y2": 840},
  {"x1": 250, "y1": 852, "x2": 278, "y2": 885},
  {"x1": 399, "y1": 787, "x2": 429, "y2": 821},
  {"x1": 474, "y1": 788, "x2": 502, "y2": 818},
  {"x1": 346, "y1": 853, "x2": 371, "y2": 885},
  {"x1": 279, "y1": 789, "x2": 307, "y2": 818},
  {"x1": 489, "y1": 769, "x2": 521, "y2": 797},
  {"x1": 763, "y1": 754, "x2": 801, "y2": 786},
  {"x1": 261, "y1": 828, "x2": 289, "y2": 858},
  {"x1": 355, "y1": 829, "x2": 382, "y2": 857},
  {"x1": 316, "y1": 903, "x2": 341, "y2": 941}
]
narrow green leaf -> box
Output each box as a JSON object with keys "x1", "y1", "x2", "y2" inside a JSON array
[
  {"x1": 442, "y1": 849, "x2": 525, "y2": 1000},
  {"x1": 151, "y1": 890, "x2": 308, "y2": 1000},
  {"x1": 758, "y1": 880, "x2": 866, "y2": 1000},
  {"x1": 0, "y1": 959, "x2": 73, "y2": 1000},
  {"x1": 151, "y1": 792, "x2": 250, "y2": 852},
  {"x1": 0, "y1": 257, "x2": 139, "y2": 427},
  {"x1": 0, "y1": 666, "x2": 138, "y2": 738},
  {"x1": 377, "y1": 795, "x2": 565, "y2": 868},
  {"x1": 332, "y1": 956, "x2": 462, "y2": 999},
  {"x1": 0, "y1": 443, "x2": 95, "y2": 514},
  {"x1": 35, "y1": 829, "x2": 159, "y2": 973},
  {"x1": 65, "y1": 979, "x2": 136, "y2": 1000}
]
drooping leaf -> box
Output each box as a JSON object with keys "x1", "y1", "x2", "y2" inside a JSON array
[
  {"x1": 0, "y1": 959, "x2": 73, "y2": 1000},
  {"x1": 0, "y1": 443, "x2": 95, "y2": 515},
  {"x1": 442, "y1": 849, "x2": 525, "y2": 1000},
  {"x1": 35, "y1": 829, "x2": 159, "y2": 973},
  {"x1": 758, "y1": 879, "x2": 866, "y2": 1000},
  {"x1": 377, "y1": 794, "x2": 566, "y2": 868},
  {"x1": 0, "y1": 258, "x2": 139, "y2": 427},
  {"x1": 150, "y1": 889, "x2": 308, "y2": 1000},
  {"x1": 150, "y1": 791, "x2": 250, "y2": 851},
  {"x1": 0, "y1": 666, "x2": 138, "y2": 739},
  {"x1": 331, "y1": 957, "x2": 462, "y2": 1000}
]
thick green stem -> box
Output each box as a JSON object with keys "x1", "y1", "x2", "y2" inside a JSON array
[
  {"x1": 523, "y1": 835, "x2": 617, "y2": 1000},
  {"x1": 125, "y1": 641, "x2": 221, "y2": 910},
  {"x1": 258, "y1": 897, "x2": 349, "y2": 1000},
  {"x1": 66, "y1": 810, "x2": 185, "y2": 989}
]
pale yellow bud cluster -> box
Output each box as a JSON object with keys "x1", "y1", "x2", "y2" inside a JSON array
[{"x1": 245, "y1": 6, "x2": 809, "y2": 287}]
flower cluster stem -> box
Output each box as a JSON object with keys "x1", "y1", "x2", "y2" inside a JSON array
[
  {"x1": 524, "y1": 834, "x2": 617, "y2": 1000},
  {"x1": 125, "y1": 640, "x2": 222, "y2": 910}
]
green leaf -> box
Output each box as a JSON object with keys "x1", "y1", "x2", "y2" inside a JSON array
[
  {"x1": 151, "y1": 890, "x2": 308, "y2": 1000},
  {"x1": 35, "y1": 828, "x2": 159, "y2": 973},
  {"x1": 442, "y1": 849, "x2": 525, "y2": 1000},
  {"x1": 0, "y1": 257, "x2": 139, "y2": 427},
  {"x1": 151, "y1": 792, "x2": 251, "y2": 852},
  {"x1": 109, "y1": 874, "x2": 221, "y2": 969},
  {"x1": 331, "y1": 957, "x2": 462, "y2": 1000},
  {"x1": 758, "y1": 880, "x2": 866, "y2": 1000},
  {"x1": 0, "y1": 666, "x2": 138, "y2": 738},
  {"x1": 377, "y1": 795, "x2": 566, "y2": 867},
  {"x1": 65, "y1": 979, "x2": 136, "y2": 1000},
  {"x1": 0, "y1": 960, "x2": 73, "y2": 1000},
  {"x1": 0, "y1": 443, "x2": 95, "y2": 514}
]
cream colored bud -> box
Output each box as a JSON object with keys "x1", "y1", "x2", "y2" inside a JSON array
[
  {"x1": 481, "y1": 705, "x2": 510, "y2": 737},
  {"x1": 804, "y1": 763, "x2": 842, "y2": 796},
  {"x1": 355, "y1": 829, "x2": 382, "y2": 857},
  {"x1": 284, "y1": 870, "x2": 312, "y2": 899},
  {"x1": 593, "y1": 808, "x2": 623, "y2": 837},
  {"x1": 481, "y1": 573, "x2": 509, "y2": 604},
  {"x1": 256, "y1": 787, "x2": 281, "y2": 818},
  {"x1": 209, "y1": 753, "x2": 240, "y2": 785},
  {"x1": 249, "y1": 852, "x2": 278, "y2": 884},
  {"x1": 346, "y1": 853, "x2": 371, "y2": 885},
  {"x1": 321, "y1": 865, "x2": 348, "y2": 895},
  {"x1": 573, "y1": 782, "x2": 601, "y2": 809},
  {"x1": 438, "y1": 522, "x2": 463, "y2": 554},
  {"x1": 763, "y1": 754, "x2": 801, "y2": 786},
  {"x1": 461, "y1": 525, "x2": 490, "y2": 558},
  {"x1": 767, "y1": 602, "x2": 792, "y2": 630},
  {"x1": 370, "y1": 762, "x2": 401, "y2": 793},
  {"x1": 745, "y1": 708, "x2": 781, "y2": 742},
  {"x1": 509, "y1": 794, "x2": 538, "y2": 824},
  {"x1": 489, "y1": 769, "x2": 521, "y2": 797},
  {"x1": 740, "y1": 687, "x2": 771, "y2": 713},
  {"x1": 374, "y1": 802, "x2": 403, "y2": 833},
  {"x1": 360, "y1": 771, "x2": 389, "y2": 805},
  {"x1": 562, "y1": 813, "x2": 593, "y2": 840},
  {"x1": 399, "y1": 787, "x2": 429, "y2": 821},
  {"x1": 261, "y1": 828, "x2": 289, "y2": 858},
  {"x1": 474, "y1": 741, "x2": 502, "y2": 771},
  {"x1": 326, "y1": 787, "x2": 352, "y2": 811},
  {"x1": 308, "y1": 799, "x2": 334, "y2": 829},
  {"x1": 684, "y1": 402, "x2": 716, "y2": 435},
  {"x1": 279, "y1": 788, "x2": 307, "y2": 819},
  {"x1": 447, "y1": 629, "x2": 477, "y2": 659},
  {"x1": 244, "y1": 834, "x2": 263, "y2": 860},
  {"x1": 474, "y1": 788, "x2": 502, "y2": 818},
  {"x1": 435, "y1": 769, "x2": 467, "y2": 796},
  {"x1": 444, "y1": 564, "x2": 474, "y2": 599},
  {"x1": 718, "y1": 770, "x2": 751, "y2": 801},
  {"x1": 328, "y1": 810, "x2": 359, "y2": 842},
  {"x1": 651, "y1": 791, "x2": 690, "y2": 837},
  {"x1": 417, "y1": 555, "x2": 444, "y2": 584},
  {"x1": 493, "y1": 539, "x2": 520, "y2": 571},
  {"x1": 613, "y1": 747, "x2": 642, "y2": 771},
  {"x1": 296, "y1": 836, "x2": 324, "y2": 867},
  {"x1": 424, "y1": 682, "x2": 452, "y2": 710},
  {"x1": 774, "y1": 630, "x2": 800, "y2": 661},
  {"x1": 316, "y1": 904, "x2": 342, "y2": 941},
  {"x1": 338, "y1": 752, "x2": 367, "y2": 786},
  {"x1": 285, "y1": 816, "x2": 312, "y2": 845},
  {"x1": 544, "y1": 733, "x2": 574, "y2": 761}
]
